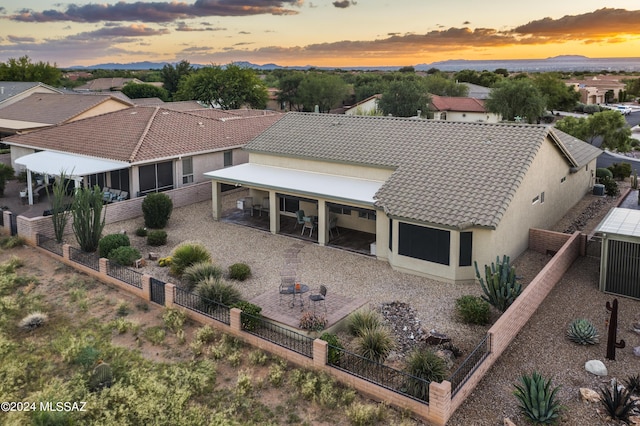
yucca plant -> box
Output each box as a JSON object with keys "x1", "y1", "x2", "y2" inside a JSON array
[
  {"x1": 347, "y1": 308, "x2": 383, "y2": 337},
  {"x1": 566, "y1": 319, "x2": 599, "y2": 345},
  {"x1": 474, "y1": 255, "x2": 522, "y2": 312},
  {"x1": 182, "y1": 261, "x2": 223, "y2": 292},
  {"x1": 356, "y1": 325, "x2": 395, "y2": 363},
  {"x1": 404, "y1": 349, "x2": 447, "y2": 402},
  {"x1": 513, "y1": 371, "x2": 562, "y2": 424},
  {"x1": 170, "y1": 241, "x2": 212, "y2": 277},
  {"x1": 625, "y1": 374, "x2": 640, "y2": 395},
  {"x1": 600, "y1": 379, "x2": 638, "y2": 422},
  {"x1": 196, "y1": 276, "x2": 242, "y2": 308}
]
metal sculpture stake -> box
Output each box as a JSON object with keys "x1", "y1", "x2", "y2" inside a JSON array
[{"x1": 605, "y1": 298, "x2": 625, "y2": 361}]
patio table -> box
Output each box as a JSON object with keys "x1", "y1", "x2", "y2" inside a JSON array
[{"x1": 283, "y1": 284, "x2": 309, "y2": 310}]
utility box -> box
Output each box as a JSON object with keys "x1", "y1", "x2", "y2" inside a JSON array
[{"x1": 593, "y1": 184, "x2": 605, "y2": 196}]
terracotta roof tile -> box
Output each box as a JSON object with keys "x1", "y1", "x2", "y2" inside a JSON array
[{"x1": 430, "y1": 95, "x2": 487, "y2": 112}]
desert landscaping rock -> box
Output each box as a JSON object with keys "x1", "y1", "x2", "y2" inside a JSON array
[
  {"x1": 585, "y1": 360, "x2": 608, "y2": 376},
  {"x1": 634, "y1": 346, "x2": 640, "y2": 357},
  {"x1": 580, "y1": 387, "x2": 601, "y2": 403}
]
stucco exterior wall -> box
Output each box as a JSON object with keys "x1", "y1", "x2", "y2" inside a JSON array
[
  {"x1": 437, "y1": 111, "x2": 501, "y2": 123},
  {"x1": 249, "y1": 152, "x2": 394, "y2": 181},
  {"x1": 71, "y1": 99, "x2": 131, "y2": 121},
  {"x1": 10, "y1": 145, "x2": 35, "y2": 172}
]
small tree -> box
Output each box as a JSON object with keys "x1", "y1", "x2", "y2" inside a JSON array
[
  {"x1": 72, "y1": 185, "x2": 106, "y2": 252},
  {"x1": 142, "y1": 193, "x2": 173, "y2": 229},
  {"x1": 49, "y1": 171, "x2": 72, "y2": 243},
  {"x1": 0, "y1": 164, "x2": 15, "y2": 197}
]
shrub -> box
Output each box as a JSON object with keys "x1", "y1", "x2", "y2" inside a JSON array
[
  {"x1": 108, "y1": 246, "x2": 141, "y2": 266},
  {"x1": 98, "y1": 233, "x2": 130, "y2": 258},
  {"x1": 231, "y1": 300, "x2": 262, "y2": 331},
  {"x1": 135, "y1": 227, "x2": 148, "y2": 237},
  {"x1": 625, "y1": 374, "x2": 640, "y2": 396},
  {"x1": 596, "y1": 167, "x2": 614, "y2": 180},
  {"x1": 158, "y1": 256, "x2": 172, "y2": 267},
  {"x1": 162, "y1": 307, "x2": 186, "y2": 333},
  {"x1": 170, "y1": 242, "x2": 211, "y2": 276},
  {"x1": 299, "y1": 311, "x2": 327, "y2": 332},
  {"x1": 404, "y1": 349, "x2": 447, "y2": 401},
  {"x1": 196, "y1": 277, "x2": 242, "y2": 308},
  {"x1": 566, "y1": 318, "x2": 599, "y2": 345},
  {"x1": 608, "y1": 162, "x2": 632, "y2": 180},
  {"x1": 583, "y1": 104, "x2": 601, "y2": 114},
  {"x1": 474, "y1": 255, "x2": 522, "y2": 312},
  {"x1": 347, "y1": 308, "x2": 383, "y2": 337},
  {"x1": 182, "y1": 262, "x2": 223, "y2": 292},
  {"x1": 143, "y1": 326, "x2": 166, "y2": 345},
  {"x1": 356, "y1": 326, "x2": 394, "y2": 363},
  {"x1": 601, "y1": 176, "x2": 620, "y2": 197},
  {"x1": 228, "y1": 262, "x2": 252, "y2": 281},
  {"x1": 19, "y1": 311, "x2": 48, "y2": 330},
  {"x1": 600, "y1": 379, "x2": 637, "y2": 423},
  {"x1": 320, "y1": 332, "x2": 343, "y2": 365},
  {"x1": 455, "y1": 295, "x2": 491, "y2": 325},
  {"x1": 147, "y1": 230, "x2": 167, "y2": 246},
  {"x1": 142, "y1": 192, "x2": 173, "y2": 228},
  {"x1": 513, "y1": 371, "x2": 562, "y2": 424},
  {"x1": 345, "y1": 402, "x2": 387, "y2": 426}
]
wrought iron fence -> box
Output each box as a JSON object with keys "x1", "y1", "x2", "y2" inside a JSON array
[
  {"x1": 106, "y1": 262, "x2": 143, "y2": 289},
  {"x1": 328, "y1": 345, "x2": 431, "y2": 403},
  {"x1": 241, "y1": 311, "x2": 314, "y2": 358},
  {"x1": 36, "y1": 233, "x2": 63, "y2": 256},
  {"x1": 449, "y1": 333, "x2": 491, "y2": 396},
  {"x1": 173, "y1": 286, "x2": 230, "y2": 325},
  {"x1": 68, "y1": 246, "x2": 100, "y2": 271}
]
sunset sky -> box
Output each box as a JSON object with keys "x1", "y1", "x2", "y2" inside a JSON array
[{"x1": 1, "y1": 1, "x2": 640, "y2": 68}]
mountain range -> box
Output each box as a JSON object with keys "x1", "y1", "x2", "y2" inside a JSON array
[{"x1": 69, "y1": 56, "x2": 640, "y2": 72}]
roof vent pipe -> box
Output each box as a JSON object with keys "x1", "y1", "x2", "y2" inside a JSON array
[
  {"x1": 0, "y1": 87, "x2": 3, "y2": 95},
  {"x1": 314, "y1": 105, "x2": 319, "y2": 113}
]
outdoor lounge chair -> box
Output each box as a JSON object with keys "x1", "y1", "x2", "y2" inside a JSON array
[
  {"x1": 294, "y1": 210, "x2": 305, "y2": 231},
  {"x1": 302, "y1": 215, "x2": 316, "y2": 237}
]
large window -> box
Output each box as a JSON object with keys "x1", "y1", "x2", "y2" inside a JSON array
[
  {"x1": 182, "y1": 157, "x2": 194, "y2": 184},
  {"x1": 398, "y1": 223, "x2": 450, "y2": 265},
  {"x1": 139, "y1": 161, "x2": 173, "y2": 195},
  {"x1": 279, "y1": 196, "x2": 300, "y2": 213},
  {"x1": 110, "y1": 169, "x2": 130, "y2": 193},
  {"x1": 223, "y1": 150, "x2": 233, "y2": 167},
  {"x1": 87, "y1": 173, "x2": 105, "y2": 189}
]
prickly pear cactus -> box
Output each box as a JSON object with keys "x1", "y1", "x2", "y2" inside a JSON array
[{"x1": 567, "y1": 319, "x2": 599, "y2": 345}]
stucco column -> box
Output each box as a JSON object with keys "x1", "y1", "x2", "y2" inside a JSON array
[
  {"x1": 317, "y1": 199, "x2": 327, "y2": 246},
  {"x1": 269, "y1": 190, "x2": 279, "y2": 234},
  {"x1": 211, "y1": 181, "x2": 222, "y2": 220}
]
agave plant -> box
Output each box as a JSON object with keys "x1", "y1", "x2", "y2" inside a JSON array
[
  {"x1": 513, "y1": 371, "x2": 562, "y2": 424},
  {"x1": 566, "y1": 319, "x2": 599, "y2": 345},
  {"x1": 600, "y1": 379, "x2": 638, "y2": 422},
  {"x1": 625, "y1": 374, "x2": 640, "y2": 395}
]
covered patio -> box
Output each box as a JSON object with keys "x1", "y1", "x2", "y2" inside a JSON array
[
  {"x1": 206, "y1": 163, "x2": 382, "y2": 255},
  {"x1": 15, "y1": 151, "x2": 129, "y2": 205}
]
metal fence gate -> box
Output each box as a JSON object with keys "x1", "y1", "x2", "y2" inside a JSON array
[
  {"x1": 150, "y1": 277, "x2": 166, "y2": 306},
  {"x1": 9, "y1": 213, "x2": 17, "y2": 236}
]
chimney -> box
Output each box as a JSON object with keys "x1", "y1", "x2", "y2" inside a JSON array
[{"x1": 314, "y1": 105, "x2": 319, "y2": 113}]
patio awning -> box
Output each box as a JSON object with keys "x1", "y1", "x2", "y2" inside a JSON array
[
  {"x1": 595, "y1": 207, "x2": 640, "y2": 238},
  {"x1": 204, "y1": 163, "x2": 384, "y2": 205},
  {"x1": 16, "y1": 151, "x2": 129, "y2": 179}
]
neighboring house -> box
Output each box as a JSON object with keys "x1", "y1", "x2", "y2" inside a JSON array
[
  {"x1": 4, "y1": 107, "x2": 283, "y2": 204},
  {"x1": 205, "y1": 112, "x2": 601, "y2": 282},
  {"x1": 74, "y1": 78, "x2": 144, "y2": 92},
  {"x1": 137, "y1": 100, "x2": 206, "y2": 111},
  {"x1": 0, "y1": 93, "x2": 133, "y2": 138},
  {"x1": 344, "y1": 95, "x2": 381, "y2": 116},
  {"x1": 429, "y1": 95, "x2": 501, "y2": 122},
  {"x1": 565, "y1": 75, "x2": 626, "y2": 105},
  {"x1": 0, "y1": 81, "x2": 63, "y2": 109},
  {"x1": 460, "y1": 82, "x2": 492, "y2": 100}
]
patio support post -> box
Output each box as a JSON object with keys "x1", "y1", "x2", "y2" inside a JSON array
[
  {"x1": 269, "y1": 190, "x2": 279, "y2": 234},
  {"x1": 211, "y1": 181, "x2": 222, "y2": 220},
  {"x1": 26, "y1": 169, "x2": 34, "y2": 205},
  {"x1": 317, "y1": 199, "x2": 327, "y2": 246}
]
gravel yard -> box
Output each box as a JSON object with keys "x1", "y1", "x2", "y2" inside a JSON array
[{"x1": 102, "y1": 185, "x2": 640, "y2": 425}]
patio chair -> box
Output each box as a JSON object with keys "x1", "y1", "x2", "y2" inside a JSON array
[
  {"x1": 308, "y1": 285, "x2": 327, "y2": 313},
  {"x1": 279, "y1": 276, "x2": 295, "y2": 304},
  {"x1": 302, "y1": 215, "x2": 316, "y2": 237},
  {"x1": 116, "y1": 191, "x2": 128, "y2": 201},
  {"x1": 329, "y1": 215, "x2": 340, "y2": 238},
  {"x1": 294, "y1": 210, "x2": 305, "y2": 231}
]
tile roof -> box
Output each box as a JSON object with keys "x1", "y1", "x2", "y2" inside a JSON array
[
  {"x1": 0, "y1": 93, "x2": 132, "y2": 125},
  {"x1": 137, "y1": 100, "x2": 206, "y2": 111},
  {"x1": 5, "y1": 107, "x2": 283, "y2": 164},
  {"x1": 430, "y1": 95, "x2": 486, "y2": 113},
  {"x1": 75, "y1": 78, "x2": 143, "y2": 91},
  {"x1": 460, "y1": 83, "x2": 492, "y2": 100},
  {"x1": 0, "y1": 81, "x2": 62, "y2": 104},
  {"x1": 245, "y1": 112, "x2": 602, "y2": 229}
]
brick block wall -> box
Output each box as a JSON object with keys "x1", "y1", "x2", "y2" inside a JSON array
[
  {"x1": 450, "y1": 231, "x2": 583, "y2": 414},
  {"x1": 529, "y1": 228, "x2": 572, "y2": 254}
]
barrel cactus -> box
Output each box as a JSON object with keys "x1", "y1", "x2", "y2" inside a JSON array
[
  {"x1": 89, "y1": 361, "x2": 113, "y2": 391},
  {"x1": 566, "y1": 319, "x2": 599, "y2": 345}
]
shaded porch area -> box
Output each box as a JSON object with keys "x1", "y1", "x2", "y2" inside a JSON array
[{"x1": 221, "y1": 207, "x2": 376, "y2": 255}]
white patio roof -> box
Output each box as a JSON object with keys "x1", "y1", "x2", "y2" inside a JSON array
[
  {"x1": 204, "y1": 163, "x2": 384, "y2": 205},
  {"x1": 595, "y1": 207, "x2": 640, "y2": 238},
  {"x1": 16, "y1": 151, "x2": 129, "y2": 179}
]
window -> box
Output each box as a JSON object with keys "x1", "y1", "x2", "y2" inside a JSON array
[
  {"x1": 532, "y1": 195, "x2": 540, "y2": 204},
  {"x1": 329, "y1": 206, "x2": 352, "y2": 215},
  {"x1": 87, "y1": 173, "x2": 105, "y2": 189},
  {"x1": 459, "y1": 232, "x2": 473, "y2": 267},
  {"x1": 358, "y1": 210, "x2": 376, "y2": 220},
  {"x1": 561, "y1": 176, "x2": 566, "y2": 183},
  {"x1": 388, "y1": 218, "x2": 393, "y2": 251},
  {"x1": 398, "y1": 223, "x2": 450, "y2": 265},
  {"x1": 540, "y1": 191, "x2": 545, "y2": 203},
  {"x1": 139, "y1": 161, "x2": 174, "y2": 195},
  {"x1": 223, "y1": 150, "x2": 233, "y2": 167},
  {"x1": 182, "y1": 157, "x2": 194, "y2": 184},
  {"x1": 110, "y1": 169, "x2": 130, "y2": 193},
  {"x1": 279, "y1": 196, "x2": 299, "y2": 213}
]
